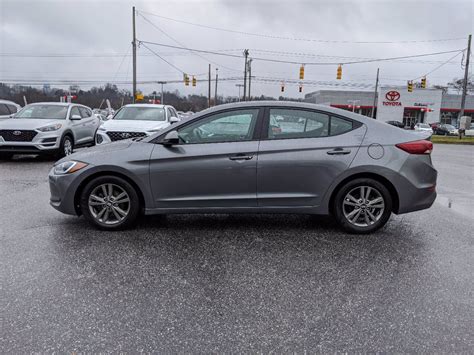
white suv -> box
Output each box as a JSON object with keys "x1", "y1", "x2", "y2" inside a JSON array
[
  {"x1": 96, "y1": 104, "x2": 180, "y2": 144},
  {"x1": 0, "y1": 102, "x2": 99, "y2": 159}
]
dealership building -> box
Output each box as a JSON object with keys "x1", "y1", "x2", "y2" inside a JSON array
[{"x1": 304, "y1": 87, "x2": 474, "y2": 127}]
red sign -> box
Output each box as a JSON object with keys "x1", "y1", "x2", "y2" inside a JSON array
[
  {"x1": 385, "y1": 91, "x2": 400, "y2": 101},
  {"x1": 383, "y1": 90, "x2": 402, "y2": 106}
]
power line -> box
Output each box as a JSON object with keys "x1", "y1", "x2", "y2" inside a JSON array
[
  {"x1": 138, "y1": 41, "x2": 465, "y2": 66},
  {"x1": 412, "y1": 50, "x2": 465, "y2": 80},
  {"x1": 138, "y1": 10, "x2": 466, "y2": 44},
  {"x1": 137, "y1": 11, "x2": 240, "y2": 72},
  {"x1": 140, "y1": 43, "x2": 186, "y2": 74}
]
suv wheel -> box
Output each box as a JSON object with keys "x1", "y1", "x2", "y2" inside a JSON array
[
  {"x1": 80, "y1": 175, "x2": 140, "y2": 230},
  {"x1": 333, "y1": 178, "x2": 392, "y2": 234},
  {"x1": 57, "y1": 135, "x2": 74, "y2": 158}
]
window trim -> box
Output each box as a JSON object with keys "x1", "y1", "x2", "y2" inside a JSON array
[
  {"x1": 261, "y1": 106, "x2": 362, "y2": 141},
  {"x1": 153, "y1": 107, "x2": 264, "y2": 145}
]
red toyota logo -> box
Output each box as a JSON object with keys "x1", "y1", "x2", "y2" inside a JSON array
[{"x1": 385, "y1": 91, "x2": 400, "y2": 101}]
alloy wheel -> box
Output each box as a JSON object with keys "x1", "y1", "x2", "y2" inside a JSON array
[
  {"x1": 64, "y1": 138, "x2": 73, "y2": 156},
  {"x1": 342, "y1": 185, "x2": 385, "y2": 227},
  {"x1": 88, "y1": 183, "x2": 130, "y2": 225}
]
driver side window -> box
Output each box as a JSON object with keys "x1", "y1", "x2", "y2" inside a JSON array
[{"x1": 177, "y1": 109, "x2": 259, "y2": 144}]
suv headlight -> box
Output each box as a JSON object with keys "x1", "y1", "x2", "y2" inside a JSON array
[
  {"x1": 98, "y1": 126, "x2": 107, "y2": 131},
  {"x1": 53, "y1": 161, "x2": 88, "y2": 175},
  {"x1": 38, "y1": 123, "x2": 62, "y2": 132},
  {"x1": 148, "y1": 128, "x2": 163, "y2": 133}
]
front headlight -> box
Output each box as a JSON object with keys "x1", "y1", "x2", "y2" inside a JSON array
[
  {"x1": 148, "y1": 128, "x2": 163, "y2": 133},
  {"x1": 98, "y1": 126, "x2": 107, "y2": 131},
  {"x1": 38, "y1": 123, "x2": 62, "y2": 132},
  {"x1": 53, "y1": 161, "x2": 88, "y2": 175}
]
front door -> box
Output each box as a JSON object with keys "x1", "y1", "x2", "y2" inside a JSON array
[
  {"x1": 257, "y1": 107, "x2": 366, "y2": 207},
  {"x1": 149, "y1": 108, "x2": 261, "y2": 209}
]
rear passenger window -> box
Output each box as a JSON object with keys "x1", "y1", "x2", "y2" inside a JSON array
[
  {"x1": 79, "y1": 107, "x2": 92, "y2": 118},
  {"x1": 0, "y1": 104, "x2": 10, "y2": 115},
  {"x1": 330, "y1": 116, "x2": 353, "y2": 136},
  {"x1": 267, "y1": 109, "x2": 329, "y2": 139},
  {"x1": 6, "y1": 105, "x2": 18, "y2": 114}
]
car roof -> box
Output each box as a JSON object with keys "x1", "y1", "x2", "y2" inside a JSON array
[
  {"x1": 27, "y1": 102, "x2": 72, "y2": 107},
  {"x1": 0, "y1": 99, "x2": 20, "y2": 105}
]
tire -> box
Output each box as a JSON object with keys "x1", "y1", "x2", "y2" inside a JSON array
[
  {"x1": 0, "y1": 152, "x2": 13, "y2": 160},
  {"x1": 80, "y1": 175, "x2": 140, "y2": 230},
  {"x1": 333, "y1": 178, "x2": 392, "y2": 234},
  {"x1": 57, "y1": 135, "x2": 74, "y2": 158}
]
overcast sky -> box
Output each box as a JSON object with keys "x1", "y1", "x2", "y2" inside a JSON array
[{"x1": 0, "y1": 0, "x2": 472, "y2": 98}]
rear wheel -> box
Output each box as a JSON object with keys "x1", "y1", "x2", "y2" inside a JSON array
[
  {"x1": 333, "y1": 178, "x2": 392, "y2": 234},
  {"x1": 80, "y1": 175, "x2": 140, "y2": 230}
]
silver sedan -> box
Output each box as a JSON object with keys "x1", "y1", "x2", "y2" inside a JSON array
[{"x1": 49, "y1": 101, "x2": 437, "y2": 234}]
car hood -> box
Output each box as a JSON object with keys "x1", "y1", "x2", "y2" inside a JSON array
[
  {"x1": 101, "y1": 119, "x2": 169, "y2": 132},
  {"x1": 0, "y1": 118, "x2": 63, "y2": 130},
  {"x1": 56, "y1": 140, "x2": 135, "y2": 165}
]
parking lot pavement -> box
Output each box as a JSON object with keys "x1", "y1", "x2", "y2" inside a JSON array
[{"x1": 1, "y1": 145, "x2": 473, "y2": 353}]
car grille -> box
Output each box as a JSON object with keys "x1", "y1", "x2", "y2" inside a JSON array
[
  {"x1": 0, "y1": 130, "x2": 38, "y2": 142},
  {"x1": 106, "y1": 131, "x2": 147, "y2": 142}
]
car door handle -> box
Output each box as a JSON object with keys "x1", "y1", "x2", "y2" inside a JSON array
[
  {"x1": 229, "y1": 154, "x2": 253, "y2": 161},
  {"x1": 327, "y1": 148, "x2": 351, "y2": 155}
]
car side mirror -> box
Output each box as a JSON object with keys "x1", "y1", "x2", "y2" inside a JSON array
[
  {"x1": 162, "y1": 130, "x2": 180, "y2": 146},
  {"x1": 169, "y1": 116, "x2": 179, "y2": 123},
  {"x1": 71, "y1": 114, "x2": 81, "y2": 120}
]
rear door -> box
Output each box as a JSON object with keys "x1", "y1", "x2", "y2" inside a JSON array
[
  {"x1": 78, "y1": 106, "x2": 97, "y2": 142},
  {"x1": 257, "y1": 107, "x2": 366, "y2": 207},
  {"x1": 149, "y1": 108, "x2": 262, "y2": 209}
]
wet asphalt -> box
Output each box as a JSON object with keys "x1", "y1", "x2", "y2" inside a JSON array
[{"x1": 1, "y1": 144, "x2": 473, "y2": 352}]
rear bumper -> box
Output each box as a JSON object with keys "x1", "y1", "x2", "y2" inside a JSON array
[{"x1": 395, "y1": 154, "x2": 437, "y2": 214}]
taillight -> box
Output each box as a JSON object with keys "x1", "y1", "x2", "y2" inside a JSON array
[{"x1": 396, "y1": 140, "x2": 433, "y2": 154}]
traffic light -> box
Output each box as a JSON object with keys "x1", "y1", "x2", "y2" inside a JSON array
[
  {"x1": 184, "y1": 74, "x2": 189, "y2": 86},
  {"x1": 298, "y1": 83, "x2": 303, "y2": 93},
  {"x1": 299, "y1": 65, "x2": 305, "y2": 80},
  {"x1": 192, "y1": 75, "x2": 196, "y2": 87},
  {"x1": 421, "y1": 77, "x2": 426, "y2": 88},
  {"x1": 281, "y1": 82, "x2": 285, "y2": 92},
  {"x1": 336, "y1": 64, "x2": 342, "y2": 80},
  {"x1": 407, "y1": 80, "x2": 413, "y2": 92}
]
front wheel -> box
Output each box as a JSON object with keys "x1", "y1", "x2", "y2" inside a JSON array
[
  {"x1": 333, "y1": 178, "x2": 392, "y2": 234},
  {"x1": 56, "y1": 135, "x2": 74, "y2": 158},
  {"x1": 80, "y1": 175, "x2": 140, "y2": 230}
]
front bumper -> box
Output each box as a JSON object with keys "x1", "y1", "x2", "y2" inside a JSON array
[
  {"x1": 49, "y1": 165, "x2": 93, "y2": 215},
  {"x1": 96, "y1": 130, "x2": 150, "y2": 145},
  {"x1": 0, "y1": 132, "x2": 62, "y2": 153}
]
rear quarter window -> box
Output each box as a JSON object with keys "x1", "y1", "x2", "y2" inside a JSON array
[{"x1": 330, "y1": 116, "x2": 353, "y2": 136}]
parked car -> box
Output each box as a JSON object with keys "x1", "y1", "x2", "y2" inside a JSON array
[
  {"x1": 434, "y1": 124, "x2": 458, "y2": 136},
  {"x1": 0, "y1": 102, "x2": 99, "y2": 159},
  {"x1": 429, "y1": 122, "x2": 440, "y2": 131},
  {"x1": 49, "y1": 101, "x2": 437, "y2": 234},
  {"x1": 96, "y1": 104, "x2": 179, "y2": 144},
  {"x1": 386, "y1": 121, "x2": 405, "y2": 129},
  {"x1": 465, "y1": 125, "x2": 474, "y2": 136},
  {"x1": 414, "y1": 123, "x2": 433, "y2": 133},
  {"x1": 0, "y1": 99, "x2": 21, "y2": 120}
]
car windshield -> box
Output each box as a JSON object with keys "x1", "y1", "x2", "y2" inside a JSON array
[
  {"x1": 113, "y1": 107, "x2": 165, "y2": 121},
  {"x1": 15, "y1": 105, "x2": 68, "y2": 119}
]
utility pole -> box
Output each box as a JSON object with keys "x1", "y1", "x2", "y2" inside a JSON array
[
  {"x1": 236, "y1": 84, "x2": 244, "y2": 101},
  {"x1": 132, "y1": 6, "x2": 137, "y2": 103},
  {"x1": 157, "y1": 81, "x2": 165, "y2": 104},
  {"x1": 214, "y1": 68, "x2": 218, "y2": 106},
  {"x1": 248, "y1": 59, "x2": 253, "y2": 100},
  {"x1": 208, "y1": 64, "x2": 211, "y2": 108},
  {"x1": 348, "y1": 100, "x2": 360, "y2": 113},
  {"x1": 243, "y1": 49, "x2": 249, "y2": 101},
  {"x1": 372, "y1": 68, "x2": 379, "y2": 118},
  {"x1": 459, "y1": 34, "x2": 472, "y2": 120}
]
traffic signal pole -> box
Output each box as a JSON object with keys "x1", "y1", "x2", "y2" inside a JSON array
[
  {"x1": 372, "y1": 68, "x2": 379, "y2": 118},
  {"x1": 132, "y1": 6, "x2": 137, "y2": 103}
]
